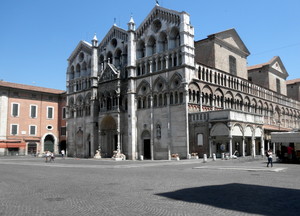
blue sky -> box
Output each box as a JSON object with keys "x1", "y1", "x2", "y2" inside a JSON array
[{"x1": 0, "y1": 0, "x2": 299, "y2": 90}]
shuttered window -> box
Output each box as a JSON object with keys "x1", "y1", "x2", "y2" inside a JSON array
[
  {"x1": 12, "y1": 103, "x2": 19, "y2": 117},
  {"x1": 29, "y1": 125, "x2": 36, "y2": 135},
  {"x1": 30, "y1": 105, "x2": 37, "y2": 118},
  {"x1": 11, "y1": 124, "x2": 18, "y2": 135},
  {"x1": 47, "y1": 107, "x2": 54, "y2": 119}
]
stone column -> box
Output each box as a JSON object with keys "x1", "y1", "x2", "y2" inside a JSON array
[
  {"x1": 229, "y1": 135, "x2": 233, "y2": 158},
  {"x1": 149, "y1": 60, "x2": 153, "y2": 73},
  {"x1": 165, "y1": 55, "x2": 169, "y2": 69},
  {"x1": 242, "y1": 137, "x2": 245, "y2": 157},
  {"x1": 261, "y1": 134, "x2": 265, "y2": 157},
  {"x1": 209, "y1": 136, "x2": 213, "y2": 158},
  {"x1": 251, "y1": 137, "x2": 256, "y2": 158}
]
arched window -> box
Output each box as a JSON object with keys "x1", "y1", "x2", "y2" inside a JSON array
[
  {"x1": 147, "y1": 36, "x2": 156, "y2": 56},
  {"x1": 137, "y1": 40, "x2": 145, "y2": 59}
]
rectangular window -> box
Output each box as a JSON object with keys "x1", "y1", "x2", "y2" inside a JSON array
[
  {"x1": 11, "y1": 124, "x2": 18, "y2": 135},
  {"x1": 30, "y1": 105, "x2": 37, "y2": 118},
  {"x1": 47, "y1": 107, "x2": 54, "y2": 119},
  {"x1": 29, "y1": 125, "x2": 36, "y2": 135},
  {"x1": 229, "y1": 55, "x2": 237, "y2": 76},
  {"x1": 276, "y1": 78, "x2": 281, "y2": 94},
  {"x1": 61, "y1": 127, "x2": 66, "y2": 136},
  {"x1": 62, "y1": 107, "x2": 66, "y2": 119},
  {"x1": 197, "y1": 133, "x2": 203, "y2": 146},
  {"x1": 12, "y1": 103, "x2": 19, "y2": 117}
]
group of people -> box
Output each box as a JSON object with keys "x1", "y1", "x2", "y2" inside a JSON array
[
  {"x1": 44, "y1": 151, "x2": 55, "y2": 163},
  {"x1": 44, "y1": 149, "x2": 65, "y2": 162}
]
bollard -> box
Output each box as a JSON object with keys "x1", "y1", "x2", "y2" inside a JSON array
[
  {"x1": 203, "y1": 154, "x2": 207, "y2": 163},
  {"x1": 140, "y1": 155, "x2": 144, "y2": 161},
  {"x1": 187, "y1": 153, "x2": 191, "y2": 159},
  {"x1": 213, "y1": 153, "x2": 216, "y2": 161},
  {"x1": 221, "y1": 153, "x2": 225, "y2": 160}
]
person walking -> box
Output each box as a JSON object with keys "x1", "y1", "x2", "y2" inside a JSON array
[
  {"x1": 267, "y1": 149, "x2": 273, "y2": 167},
  {"x1": 45, "y1": 151, "x2": 50, "y2": 163},
  {"x1": 61, "y1": 149, "x2": 65, "y2": 159},
  {"x1": 49, "y1": 152, "x2": 55, "y2": 162}
]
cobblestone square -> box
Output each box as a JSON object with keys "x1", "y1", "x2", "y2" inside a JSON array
[{"x1": 0, "y1": 157, "x2": 299, "y2": 216}]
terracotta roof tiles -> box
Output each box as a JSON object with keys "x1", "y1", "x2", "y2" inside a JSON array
[{"x1": 0, "y1": 81, "x2": 65, "y2": 94}]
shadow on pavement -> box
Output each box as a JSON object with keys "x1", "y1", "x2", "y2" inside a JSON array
[{"x1": 156, "y1": 183, "x2": 300, "y2": 216}]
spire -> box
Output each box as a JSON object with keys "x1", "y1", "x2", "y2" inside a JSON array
[
  {"x1": 92, "y1": 33, "x2": 98, "y2": 47},
  {"x1": 128, "y1": 15, "x2": 135, "y2": 31}
]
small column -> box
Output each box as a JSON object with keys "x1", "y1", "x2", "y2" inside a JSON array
[
  {"x1": 251, "y1": 137, "x2": 256, "y2": 158},
  {"x1": 242, "y1": 137, "x2": 245, "y2": 157},
  {"x1": 208, "y1": 136, "x2": 213, "y2": 158},
  {"x1": 199, "y1": 93, "x2": 203, "y2": 112},
  {"x1": 229, "y1": 135, "x2": 233, "y2": 158},
  {"x1": 149, "y1": 60, "x2": 153, "y2": 73},
  {"x1": 165, "y1": 55, "x2": 169, "y2": 69},
  {"x1": 260, "y1": 135, "x2": 265, "y2": 157},
  {"x1": 144, "y1": 62, "x2": 147, "y2": 75}
]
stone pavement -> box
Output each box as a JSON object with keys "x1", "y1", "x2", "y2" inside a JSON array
[{"x1": 0, "y1": 156, "x2": 299, "y2": 216}]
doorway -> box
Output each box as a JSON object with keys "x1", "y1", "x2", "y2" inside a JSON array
[
  {"x1": 44, "y1": 135, "x2": 54, "y2": 152},
  {"x1": 144, "y1": 139, "x2": 151, "y2": 159}
]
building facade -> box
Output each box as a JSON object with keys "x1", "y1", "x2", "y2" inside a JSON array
[
  {"x1": 0, "y1": 81, "x2": 66, "y2": 156},
  {"x1": 66, "y1": 5, "x2": 300, "y2": 160}
]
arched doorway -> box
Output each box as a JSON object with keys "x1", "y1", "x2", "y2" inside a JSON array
[
  {"x1": 100, "y1": 115, "x2": 117, "y2": 157},
  {"x1": 44, "y1": 135, "x2": 54, "y2": 152},
  {"x1": 60, "y1": 140, "x2": 66, "y2": 152},
  {"x1": 141, "y1": 130, "x2": 151, "y2": 159}
]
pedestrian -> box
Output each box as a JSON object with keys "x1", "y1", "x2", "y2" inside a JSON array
[
  {"x1": 61, "y1": 149, "x2": 65, "y2": 159},
  {"x1": 45, "y1": 151, "x2": 50, "y2": 163},
  {"x1": 267, "y1": 149, "x2": 273, "y2": 167},
  {"x1": 49, "y1": 152, "x2": 55, "y2": 162},
  {"x1": 287, "y1": 144, "x2": 294, "y2": 162}
]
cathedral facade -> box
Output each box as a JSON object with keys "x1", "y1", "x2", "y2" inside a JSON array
[{"x1": 66, "y1": 5, "x2": 300, "y2": 160}]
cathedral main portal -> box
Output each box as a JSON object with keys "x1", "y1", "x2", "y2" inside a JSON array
[{"x1": 100, "y1": 115, "x2": 118, "y2": 158}]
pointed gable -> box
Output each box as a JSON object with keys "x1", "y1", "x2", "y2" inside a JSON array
[
  {"x1": 248, "y1": 56, "x2": 289, "y2": 79},
  {"x1": 136, "y1": 5, "x2": 181, "y2": 38},
  {"x1": 208, "y1": 28, "x2": 250, "y2": 57},
  {"x1": 269, "y1": 56, "x2": 288, "y2": 77},
  {"x1": 99, "y1": 63, "x2": 119, "y2": 82},
  {"x1": 68, "y1": 40, "x2": 92, "y2": 63},
  {"x1": 98, "y1": 25, "x2": 128, "y2": 51}
]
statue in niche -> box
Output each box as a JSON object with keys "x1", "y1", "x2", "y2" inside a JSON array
[{"x1": 156, "y1": 124, "x2": 161, "y2": 139}]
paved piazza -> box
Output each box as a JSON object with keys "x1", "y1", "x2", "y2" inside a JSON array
[{"x1": 0, "y1": 157, "x2": 299, "y2": 216}]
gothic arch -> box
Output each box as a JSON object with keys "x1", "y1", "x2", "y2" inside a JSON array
[
  {"x1": 153, "y1": 76, "x2": 167, "y2": 92},
  {"x1": 169, "y1": 72, "x2": 182, "y2": 89},
  {"x1": 136, "y1": 80, "x2": 151, "y2": 95},
  {"x1": 158, "y1": 31, "x2": 168, "y2": 52}
]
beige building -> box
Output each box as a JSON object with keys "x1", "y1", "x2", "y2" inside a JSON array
[
  {"x1": 65, "y1": 5, "x2": 300, "y2": 160},
  {"x1": 0, "y1": 81, "x2": 66, "y2": 156}
]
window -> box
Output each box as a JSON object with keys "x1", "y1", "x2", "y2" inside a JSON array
[
  {"x1": 12, "y1": 103, "x2": 19, "y2": 117},
  {"x1": 29, "y1": 125, "x2": 36, "y2": 136},
  {"x1": 61, "y1": 127, "x2": 66, "y2": 136},
  {"x1": 276, "y1": 78, "x2": 281, "y2": 94},
  {"x1": 62, "y1": 107, "x2": 66, "y2": 119},
  {"x1": 30, "y1": 105, "x2": 37, "y2": 118},
  {"x1": 197, "y1": 133, "x2": 203, "y2": 146},
  {"x1": 11, "y1": 124, "x2": 18, "y2": 135},
  {"x1": 229, "y1": 55, "x2": 237, "y2": 76},
  {"x1": 47, "y1": 107, "x2": 54, "y2": 119}
]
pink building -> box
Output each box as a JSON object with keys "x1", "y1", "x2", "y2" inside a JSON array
[{"x1": 0, "y1": 81, "x2": 66, "y2": 156}]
